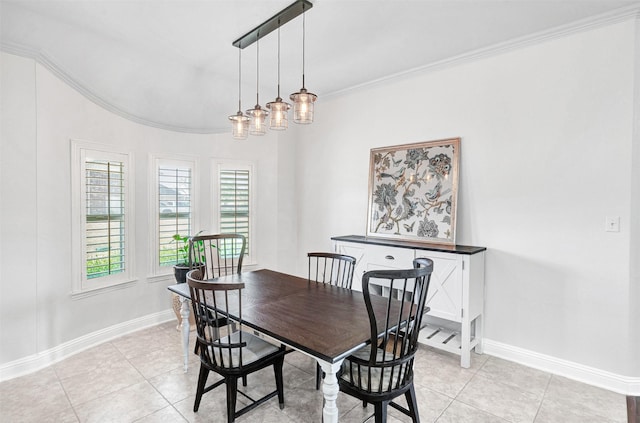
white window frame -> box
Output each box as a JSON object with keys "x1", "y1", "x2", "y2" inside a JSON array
[
  {"x1": 213, "y1": 161, "x2": 256, "y2": 266},
  {"x1": 71, "y1": 140, "x2": 135, "y2": 294},
  {"x1": 149, "y1": 155, "x2": 198, "y2": 277}
]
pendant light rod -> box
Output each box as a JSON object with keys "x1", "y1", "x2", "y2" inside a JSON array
[
  {"x1": 277, "y1": 24, "x2": 281, "y2": 97},
  {"x1": 255, "y1": 34, "x2": 260, "y2": 104},
  {"x1": 237, "y1": 48, "x2": 242, "y2": 111},
  {"x1": 232, "y1": 0, "x2": 313, "y2": 49},
  {"x1": 301, "y1": 7, "x2": 306, "y2": 88}
]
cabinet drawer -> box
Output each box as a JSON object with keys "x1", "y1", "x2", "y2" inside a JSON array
[
  {"x1": 363, "y1": 244, "x2": 415, "y2": 270},
  {"x1": 362, "y1": 245, "x2": 415, "y2": 297}
]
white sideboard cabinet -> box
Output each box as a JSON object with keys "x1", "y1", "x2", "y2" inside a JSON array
[{"x1": 332, "y1": 235, "x2": 486, "y2": 368}]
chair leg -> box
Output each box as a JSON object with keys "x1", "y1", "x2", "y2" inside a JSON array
[
  {"x1": 274, "y1": 356, "x2": 285, "y2": 409},
  {"x1": 226, "y1": 376, "x2": 238, "y2": 423},
  {"x1": 374, "y1": 401, "x2": 388, "y2": 423},
  {"x1": 193, "y1": 364, "x2": 209, "y2": 412},
  {"x1": 315, "y1": 363, "x2": 323, "y2": 390},
  {"x1": 242, "y1": 375, "x2": 247, "y2": 387},
  {"x1": 405, "y1": 384, "x2": 420, "y2": 423}
]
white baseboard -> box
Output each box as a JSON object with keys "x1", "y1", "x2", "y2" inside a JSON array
[
  {"x1": 0, "y1": 309, "x2": 175, "y2": 382},
  {"x1": 483, "y1": 339, "x2": 640, "y2": 396}
]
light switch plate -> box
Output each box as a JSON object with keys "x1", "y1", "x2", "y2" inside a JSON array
[{"x1": 605, "y1": 216, "x2": 620, "y2": 232}]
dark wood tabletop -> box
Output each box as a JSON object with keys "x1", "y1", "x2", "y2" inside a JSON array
[{"x1": 168, "y1": 269, "x2": 374, "y2": 363}]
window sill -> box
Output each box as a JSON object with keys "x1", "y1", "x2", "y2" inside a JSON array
[
  {"x1": 147, "y1": 273, "x2": 175, "y2": 284},
  {"x1": 71, "y1": 278, "x2": 138, "y2": 300}
]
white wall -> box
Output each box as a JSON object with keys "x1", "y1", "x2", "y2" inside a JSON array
[
  {"x1": 1, "y1": 17, "x2": 638, "y2": 390},
  {"x1": 0, "y1": 53, "x2": 38, "y2": 364},
  {"x1": 0, "y1": 51, "x2": 294, "y2": 365},
  {"x1": 290, "y1": 19, "x2": 639, "y2": 380}
]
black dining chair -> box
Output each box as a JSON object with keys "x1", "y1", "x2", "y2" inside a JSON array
[
  {"x1": 189, "y1": 234, "x2": 248, "y2": 384},
  {"x1": 187, "y1": 269, "x2": 286, "y2": 423},
  {"x1": 338, "y1": 257, "x2": 433, "y2": 423},
  {"x1": 308, "y1": 252, "x2": 357, "y2": 389},
  {"x1": 189, "y1": 233, "x2": 246, "y2": 339}
]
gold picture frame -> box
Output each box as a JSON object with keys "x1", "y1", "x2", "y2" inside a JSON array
[{"x1": 366, "y1": 138, "x2": 460, "y2": 245}]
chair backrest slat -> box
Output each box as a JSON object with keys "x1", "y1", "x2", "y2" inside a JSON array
[
  {"x1": 189, "y1": 234, "x2": 246, "y2": 279},
  {"x1": 308, "y1": 252, "x2": 356, "y2": 289}
]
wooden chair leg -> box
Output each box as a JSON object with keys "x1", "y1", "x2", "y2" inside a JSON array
[
  {"x1": 274, "y1": 356, "x2": 285, "y2": 409},
  {"x1": 193, "y1": 364, "x2": 209, "y2": 412},
  {"x1": 374, "y1": 401, "x2": 388, "y2": 423},
  {"x1": 315, "y1": 363, "x2": 323, "y2": 390},
  {"x1": 405, "y1": 384, "x2": 420, "y2": 423},
  {"x1": 226, "y1": 376, "x2": 238, "y2": 423}
]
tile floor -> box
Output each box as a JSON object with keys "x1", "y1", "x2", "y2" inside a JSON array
[{"x1": 0, "y1": 321, "x2": 628, "y2": 423}]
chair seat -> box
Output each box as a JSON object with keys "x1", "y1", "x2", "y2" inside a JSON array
[
  {"x1": 212, "y1": 331, "x2": 281, "y2": 368},
  {"x1": 340, "y1": 345, "x2": 409, "y2": 393}
]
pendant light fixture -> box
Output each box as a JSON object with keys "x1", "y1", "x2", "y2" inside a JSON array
[
  {"x1": 228, "y1": 48, "x2": 249, "y2": 139},
  {"x1": 266, "y1": 24, "x2": 291, "y2": 130},
  {"x1": 289, "y1": 4, "x2": 316, "y2": 124},
  {"x1": 246, "y1": 34, "x2": 268, "y2": 135},
  {"x1": 230, "y1": 0, "x2": 313, "y2": 134}
]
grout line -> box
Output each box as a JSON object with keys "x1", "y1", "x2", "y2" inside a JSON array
[{"x1": 531, "y1": 375, "x2": 554, "y2": 423}]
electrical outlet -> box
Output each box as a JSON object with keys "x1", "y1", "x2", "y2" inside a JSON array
[{"x1": 605, "y1": 216, "x2": 620, "y2": 232}]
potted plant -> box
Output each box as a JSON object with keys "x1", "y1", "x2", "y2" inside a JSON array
[{"x1": 172, "y1": 232, "x2": 206, "y2": 284}]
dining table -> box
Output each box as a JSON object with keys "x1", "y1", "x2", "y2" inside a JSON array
[{"x1": 168, "y1": 268, "x2": 378, "y2": 423}]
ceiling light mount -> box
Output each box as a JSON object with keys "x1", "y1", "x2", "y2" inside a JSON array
[{"x1": 232, "y1": 0, "x2": 313, "y2": 49}]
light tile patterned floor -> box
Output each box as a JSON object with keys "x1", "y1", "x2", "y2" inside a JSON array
[{"x1": 0, "y1": 321, "x2": 628, "y2": 422}]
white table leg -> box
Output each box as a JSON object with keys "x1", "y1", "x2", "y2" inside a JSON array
[
  {"x1": 179, "y1": 296, "x2": 191, "y2": 372},
  {"x1": 319, "y1": 360, "x2": 343, "y2": 423}
]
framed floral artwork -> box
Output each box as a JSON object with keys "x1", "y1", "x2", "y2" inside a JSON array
[{"x1": 366, "y1": 138, "x2": 460, "y2": 245}]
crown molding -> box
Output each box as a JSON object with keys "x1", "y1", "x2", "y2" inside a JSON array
[
  {"x1": 325, "y1": 4, "x2": 640, "y2": 99},
  {"x1": 0, "y1": 41, "x2": 227, "y2": 135}
]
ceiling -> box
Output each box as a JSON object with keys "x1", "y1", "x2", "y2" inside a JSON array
[{"x1": 2, "y1": 0, "x2": 639, "y2": 134}]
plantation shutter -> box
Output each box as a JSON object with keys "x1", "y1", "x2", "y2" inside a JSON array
[
  {"x1": 219, "y1": 169, "x2": 250, "y2": 255},
  {"x1": 85, "y1": 159, "x2": 125, "y2": 279},
  {"x1": 158, "y1": 166, "x2": 192, "y2": 267}
]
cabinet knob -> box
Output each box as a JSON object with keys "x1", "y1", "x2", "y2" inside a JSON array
[{"x1": 385, "y1": 255, "x2": 395, "y2": 260}]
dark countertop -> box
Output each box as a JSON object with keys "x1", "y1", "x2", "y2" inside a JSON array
[{"x1": 332, "y1": 235, "x2": 486, "y2": 255}]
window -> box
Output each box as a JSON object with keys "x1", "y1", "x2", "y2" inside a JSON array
[
  {"x1": 217, "y1": 163, "x2": 254, "y2": 263},
  {"x1": 85, "y1": 159, "x2": 125, "y2": 278},
  {"x1": 154, "y1": 159, "x2": 195, "y2": 272},
  {"x1": 72, "y1": 141, "x2": 133, "y2": 293}
]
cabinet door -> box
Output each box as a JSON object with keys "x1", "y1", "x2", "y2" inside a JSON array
[{"x1": 416, "y1": 252, "x2": 463, "y2": 323}]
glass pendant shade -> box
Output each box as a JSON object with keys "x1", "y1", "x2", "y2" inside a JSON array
[
  {"x1": 290, "y1": 87, "x2": 317, "y2": 124},
  {"x1": 229, "y1": 111, "x2": 250, "y2": 139},
  {"x1": 246, "y1": 105, "x2": 268, "y2": 135},
  {"x1": 266, "y1": 97, "x2": 291, "y2": 130}
]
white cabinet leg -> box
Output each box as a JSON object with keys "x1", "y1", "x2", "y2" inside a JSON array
[
  {"x1": 319, "y1": 360, "x2": 343, "y2": 423},
  {"x1": 179, "y1": 296, "x2": 191, "y2": 372},
  {"x1": 474, "y1": 315, "x2": 484, "y2": 354},
  {"x1": 460, "y1": 315, "x2": 471, "y2": 368}
]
